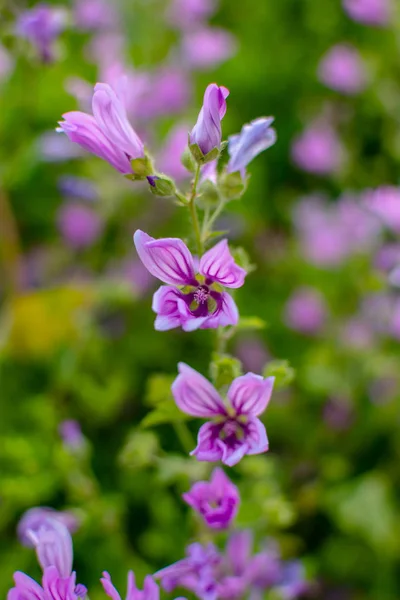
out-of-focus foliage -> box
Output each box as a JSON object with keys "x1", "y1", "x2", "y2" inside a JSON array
[{"x1": 1, "y1": 0, "x2": 400, "y2": 599}]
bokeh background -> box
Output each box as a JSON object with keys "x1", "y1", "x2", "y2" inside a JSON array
[{"x1": 1, "y1": 0, "x2": 400, "y2": 598}]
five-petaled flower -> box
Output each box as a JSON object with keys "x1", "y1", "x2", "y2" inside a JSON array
[
  {"x1": 58, "y1": 83, "x2": 145, "y2": 175},
  {"x1": 183, "y1": 467, "x2": 240, "y2": 529},
  {"x1": 172, "y1": 363, "x2": 274, "y2": 466},
  {"x1": 134, "y1": 230, "x2": 246, "y2": 331}
]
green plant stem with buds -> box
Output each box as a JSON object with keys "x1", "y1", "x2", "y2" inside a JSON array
[{"x1": 189, "y1": 164, "x2": 203, "y2": 256}]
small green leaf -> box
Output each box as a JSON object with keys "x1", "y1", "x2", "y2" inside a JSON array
[
  {"x1": 210, "y1": 353, "x2": 243, "y2": 389},
  {"x1": 130, "y1": 155, "x2": 154, "y2": 177},
  {"x1": 141, "y1": 400, "x2": 190, "y2": 428},
  {"x1": 236, "y1": 316, "x2": 267, "y2": 331},
  {"x1": 181, "y1": 146, "x2": 196, "y2": 173}
]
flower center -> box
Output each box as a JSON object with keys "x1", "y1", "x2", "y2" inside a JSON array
[
  {"x1": 194, "y1": 285, "x2": 210, "y2": 304},
  {"x1": 219, "y1": 419, "x2": 244, "y2": 447}
]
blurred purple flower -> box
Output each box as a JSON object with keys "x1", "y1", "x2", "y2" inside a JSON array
[
  {"x1": 190, "y1": 83, "x2": 229, "y2": 156},
  {"x1": 363, "y1": 186, "x2": 400, "y2": 233},
  {"x1": 172, "y1": 363, "x2": 274, "y2": 466},
  {"x1": 183, "y1": 467, "x2": 239, "y2": 529},
  {"x1": 227, "y1": 118, "x2": 276, "y2": 175},
  {"x1": 145, "y1": 68, "x2": 191, "y2": 118},
  {"x1": 323, "y1": 398, "x2": 354, "y2": 431},
  {"x1": 343, "y1": 0, "x2": 392, "y2": 26},
  {"x1": 339, "y1": 318, "x2": 374, "y2": 349},
  {"x1": 291, "y1": 122, "x2": 344, "y2": 175},
  {"x1": 74, "y1": 0, "x2": 118, "y2": 30},
  {"x1": 235, "y1": 337, "x2": 268, "y2": 373},
  {"x1": 134, "y1": 231, "x2": 245, "y2": 331},
  {"x1": 16, "y1": 4, "x2": 67, "y2": 63},
  {"x1": 318, "y1": 44, "x2": 367, "y2": 95},
  {"x1": 167, "y1": 0, "x2": 217, "y2": 29},
  {"x1": 284, "y1": 287, "x2": 327, "y2": 334},
  {"x1": 58, "y1": 82, "x2": 145, "y2": 174},
  {"x1": 59, "y1": 420, "x2": 85, "y2": 451},
  {"x1": 277, "y1": 561, "x2": 308, "y2": 600},
  {"x1": 18, "y1": 508, "x2": 79, "y2": 548},
  {"x1": 374, "y1": 243, "x2": 400, "y2": 272},
  {"x1": 38, "y1": 132, "x2": 83, "y2": 162},
  {"x1": 8, "y1": 566, "x2": 79, "y2": 600},
  {"x1": 182, "y1": 28, "x2": 237, "y2": 70},
  {"x1": 58, "y1": 176, "x2": 98, "y2": 202},
  {"x1": 0, "y1": 44, "x2": 14, "y2": 82},
  {"x1": 158, "y1": 124, "x2": 190, "y2": 181},
  {"x1": 57, "y1": 203, "x2": 103, "y2": 249}
]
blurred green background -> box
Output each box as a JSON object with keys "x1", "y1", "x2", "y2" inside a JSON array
[{"x1": 1, "y1": 0, "x2": 400, "y2": 599}]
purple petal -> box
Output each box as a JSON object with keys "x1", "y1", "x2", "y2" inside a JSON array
[
  {"x1": 42, "y1": 567, "x2": 77, "y2": 600},
  {"x1": 172, "y1": 363, "x2": 226, "y2": 417},
  {"x1": 200, "y1": 240, "x2": 246, "y2": 288},
  {"x1": 28, "y1": 519, "x2": 73, "y2": 578},
  {"x1": 191, "y1": 422, "x2": 225, "y2": 462},
  {"x1": 227, "y1": 118, "x2": 276, "y2": 174},
  {"x1": 152, "y1": 286, "x2": 189, "y2": 331},
  {"x1": 190, "y1": 84, "x2": 229, "y2": 155},
  {"x1": 226, "y1": 530, "x2": 254, "y2": 576},
  {"x1": 245, "y1": 417, "x2": 269, "y2": 456},
  {"x1": 202, "y1": 293, "x2": 239, "y2": 329},
  {"x1": 142, "y1": 576, "x2": 160, "y2": 600},
  {"x1": 227, "y1": 374, "x2": 274, "y2": 416},
  {"x1": 221, "y1": 443, "x2": 249, "y2": 467},
  {"x1": 100, "y1": 572, "x2": 122, "y2": 600},
  {"x1": 92, "y1": 83, "x2": 144, "y2": 160},
  {"x1": 10, "y1": 573, "x2": 46, "y2": 600},
  {"x1": 58, "y1": 111, "x2": 132, "y2": 174},
  {"x1": 134, "y1": 230, "x2": 196, "y2": 286}
]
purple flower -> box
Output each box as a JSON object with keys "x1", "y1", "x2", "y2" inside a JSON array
[
  {"x1": 167, "y1": 0, "x2": 217, "y2": 29},
  {"x1": 155, "y1": 543, "x2": 221, "y2": 600},
  {"x1": 58, "y1": 176, "x2": 98, "y2": 202},
  {"x1": 101, "y1": 571, "x2": 160, "y2": 600},
  {"x1": 182, "y1": 28, "x2": 237, "y2": 70},
  {"x1": 16, "y1": 4, "x2": 67, "y2": 63},
  {"x1": 363, "y1": 186, "x2": 400, "y2": 233},
  {"x1": 276, "y1": 561, "x2": 308, "y2": 600},
  {"x1": 318, "y1": 44, "x2": 367, "y2": 95},
  {"x1": 57, "y1": 203, "x2": 103, "y2": 249},
  {"x1": 284, "y1": 287, "x2": 327, "y2": 335},
  {"x1": 73, "y1": 0, "x2": 118, "y2": 31},
  {"x1": 8, "y1": 566, "x2": 79, "y2": 600},
  {"x1": 25, "y1": 518, "x2": 73, "y2": 578},
  {"x1": 227, "y1": 118, "x2": 276, "y2": 175},
  {"x1": 133, "y1": 231, "x2": 246, "y2": 331},
  {"x1": 291, "y1": 121, "x2": 344, "y2": 175},
  {"x1": 58, "y1": 82, "x2": 144, "y2": 174},
  {"x1": 190, "y1": 84, "x2": 229, "y2": 156},
  {"x1": 18, "y1": 508, "x2": 79, "y2": 548},
  {"x1": 343, "y1": 0, "x2": 392, "y2": 26},
  {"x1": 59, "y1": 420, "x2": 85, "y2": 451},
  {"x1": 183, "y1": 467, "x2": 239, "y2": 529},
  {"x1": 172, "y1": 364, "x2": 274, "y2": 466}
]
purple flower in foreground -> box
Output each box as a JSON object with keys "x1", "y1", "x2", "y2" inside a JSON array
[
  {"x1": 183, "y1": 467, "x2": 239, "y2": 529},
  {"x1": 58, "y1": 82, "x2": 144, "y2": 174},
  {"x1": 343, "y1": 0, "x2": 392, "y2": 26},
  {"x1": 227, "y1": 118, "x2": 276, "y2": 175},
  {"x1": 102, "y1": 570, "x2": 187, "y2": 600},
  {"x1": 16, "y1": 4, "x2": 67, "y2": 63},
  {"x1": 18, "y1": 508, "x2": 79, "y2": 548},
  {"x1": 172, "y1": 364, "x2": 274, "y2": 466},
  {"x1": 8, "y1": 566, "x2": 79, "y2": 600},
  {"x1": 26, "y1": 518, "x2": 74, "y2": 578},
  {"x1": 190, "y1": 84, "x2": 229, "y2": 157},
  {"x1": 318, "y1": 44, "x2": 367, "y2": 95},
  {"x1": 134, "y1": 230, "x2": 246, "y2": 331}
]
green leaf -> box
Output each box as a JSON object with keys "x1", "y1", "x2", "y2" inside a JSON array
[
  {"x1": 263, "y1": 359, "x2": 295, "y2": 388},
  {"x1": 236, "y1": 316, "x2": 267, "y2": 331},
  {"x1": 118, "y1": 430, "x2": 159, "y2": 471},
  {"x1": 140, "y1": 400, "x2": 190, "y2": 428},
  {"x1": 144, "y1": 374, "x2": 175, "y2": 407}
]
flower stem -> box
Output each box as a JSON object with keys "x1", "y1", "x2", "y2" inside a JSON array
[
  {"x1": 173, "y1": 421, "x2": 195, "y2": 455},
  {"x1": 202, "y1": 196, "x2": 226, "y2": 243},
  {"x1": 189, "y1": 164, "x2": 203, "y2": 256},
  {"x1": 0, "y1": 189, "x2": 22, "y2": 296}
]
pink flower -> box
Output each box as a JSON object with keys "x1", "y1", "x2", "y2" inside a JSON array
[
  {"x1": 183, "y1": 467, "x2": 239, "y2": 529},
  {"x1": 363, "y1": 186, "x2": 400, "y2": 233},
  {"x1": 284, "y1": 287, "x2": 327, "y2": 334},
  {"x1": 167, "y1": 0, "x2": 217, "y2": 30},
  {"x1": 182, "y1": 28, "x2": 237, "y2": 70},
  {"x1": 8, "y1": 566, "x2": 79, "y2": 600},
  {"x1": 101, "y1": 571, "x2": 186, "y2": 600},
  {"x1": 343, "y1": 0, "x2": 392, "y2": 26},
  {"x1": 16, "y1": 4, "x2": 67, "y2": 63},
  {"x1": 190, "y1": 84, "x2": 229, "y2": 156},
  {"x1": 57, "y1": 203, "x2": 103, "y2": 249},
  {"x1": 291, "y1": 122, "x2": 344, "y2": 175},
  {"x1": 133, "y1": 231, "x2": 246, "y2": 331},
  {"x1": 18, "y1": 508, "x2": 79, "y2": 548},
  {"x1": 318, "y1": 44, "x2": 367, "y2": 95},
  {"x1": 172, "y1": 363, "x2": 274, "y2": 466},
  {"x1": 58, "y1": 82, "x2": 144, "y2": 174}
]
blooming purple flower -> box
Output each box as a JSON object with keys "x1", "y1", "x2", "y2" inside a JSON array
[
  {"x1": 183, "y1": 467, "x2": 239, "y2": 529},
  {"x1": 18, "y1": 508, "x2": 79, "y2": 548},
  {"x1": 16, "y1": 4, "x2": 67, "y2": 63},
  {"x1": 182, "y1": 28, "x2": 237, "y2": 70},
  {"x1": 363, "y1": 186, "x2": 400, "y2": 233},
  {"x1": 57, "y1": 203, "x2": 103, "y2": 249},
  {"x1": 318, "y1": 44, "x2": 367, "y2": 95},
  {"x1": 190, "y1": 84, "x2": 229, "y2": 156},
  {"x1": 58, "y1": 82, "x2": 145, "y2": 174},
  {"x1": 133, "y1": 231, "x2": 246, "y2": 331},
  {"x1": 172, "y1": 363, "x2": 274, "y2": 466},
  {"x1": 227, "y1": 118, "x2": 276, "y2": 175},
  {"x1": 284, "y1": 287, "x2": 327, "y2": 334},
  {"x1": 8, "y1": 566, "x2": 79, "y2": 600},
  {"x1": 343, "y1": 0, "x2": 392, "y2": 26},
  {"x1": 291, "y1": 121, "x2": 344, "y2": 175},
  {"x1": 26, "y1": 518, "x2": 74, "y2": 578}
]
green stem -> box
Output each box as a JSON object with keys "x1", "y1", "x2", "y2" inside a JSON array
[
  {"x1": 0, "y1": 189, "x2": 22, "y2": 296},
  {"x1": 189, "y1": 165, "x2": 203, "y2": 256},
  {"x1": 173, "y1": 421, "x2": 195, "y2": 454},
  {"x1": 202, "y1": 196, "x2": 226, "y2": 243}
]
